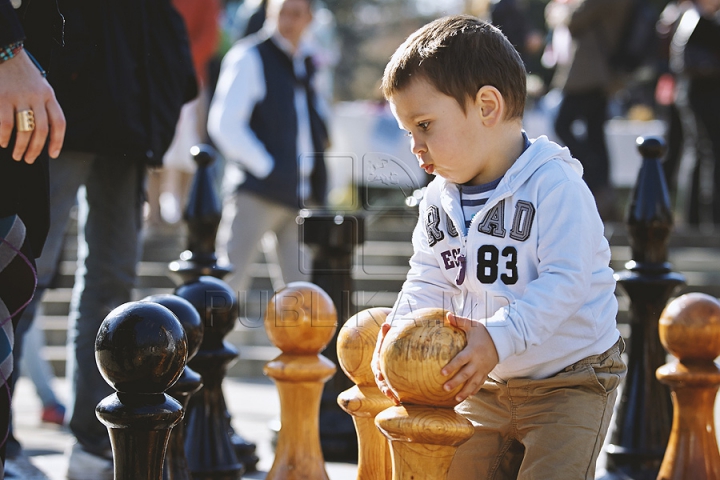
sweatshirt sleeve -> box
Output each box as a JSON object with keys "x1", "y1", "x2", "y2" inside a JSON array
[
  {"x1": 485, "y1": 175, "x2": 612, "y2": 363},
  {"x1": 207, "y1": 42, "x2": 274, "y2": 179}
]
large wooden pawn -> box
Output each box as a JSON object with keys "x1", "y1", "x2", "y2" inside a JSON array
[
  {"x1": 263, "y1": 281, "x2": 338, "y2": 480},
  {"x1": 656, "y1": 293, "x2": 720, "y2": 480},
  {"x1": 95, "y1": 301, "x2": 188, "y2": 480},
  {"x1": 337, "y1": 307, "x2": 394, "y2": 480},
  {"x1": 375, "y1": 308, "x2": 474, "y2": 480}
]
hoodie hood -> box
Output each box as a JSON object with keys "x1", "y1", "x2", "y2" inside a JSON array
[
  {"x1": 504, "y1": 135, "x2": 582, "y2": 192},
  {"x1": 435, "y1": 134, "x2": 583, "y2": 222},
  {"x1": 435, "y1": 135, "x2": 581, "y2": 195}
]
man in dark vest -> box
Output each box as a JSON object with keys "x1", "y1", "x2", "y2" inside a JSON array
[{"x1": 208, "y1": 0, "x2": 328, "y2": 306}]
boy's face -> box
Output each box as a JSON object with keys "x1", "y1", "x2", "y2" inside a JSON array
[{"x1": 389, "y1": 77, "x2": 493, "y2": 186}]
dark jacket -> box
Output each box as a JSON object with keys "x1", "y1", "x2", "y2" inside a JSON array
[
  {"x1": 0, "y1": 0, "x2": 63, "y2": 257},
  {"x1": 49, "y1": 0, "x2": 197, "y2": 165},
  {"x1": 554, "y1": 0, "x2": 633, "y2": 93},
  {"x1": 671, "y1": 6, "x2": 720, "y2": 85}
]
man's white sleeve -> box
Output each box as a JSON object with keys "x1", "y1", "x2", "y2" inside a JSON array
[{"x1": 207, "y1": 44, "x2": 274, "y2": 179}]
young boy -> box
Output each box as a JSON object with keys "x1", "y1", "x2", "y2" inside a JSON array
[{"x1": 372, "y1": 15, "x2": 627, "y2": 479}]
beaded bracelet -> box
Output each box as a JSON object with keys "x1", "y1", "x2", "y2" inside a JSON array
[{"x1": 0, "y1": 41, "x2": 24, "y2": 64}]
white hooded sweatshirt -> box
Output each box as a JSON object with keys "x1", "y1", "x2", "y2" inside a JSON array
[{"x1": 388, "y1": 135, "x2": 620, "y2": 381}]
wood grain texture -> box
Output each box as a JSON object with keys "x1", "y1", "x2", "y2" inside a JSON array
[
  {"x1": 374, "y1": 308, "x2": 474, "y2": 480},
  {"x1": 657, "y1": 293, "x2": 720, "y2": 480},
  {"x1": 375, "y1": 406, "x2": 474, "y2": 480},
  {"x1": 337, "y1": 307, "x2": 391, "y2": 385},
  {"x1": 264, "y1": 281, "x2": 337, "y2": 354},
  {"x1": 379, "y1": 308, "x2": 467, "y2": 407},
  {"x1": 337, "y1": 308, "x2": 394, "y2": 479},
  {"x1": 263, "y1": 282, "x2": 338, "y2": 480}
]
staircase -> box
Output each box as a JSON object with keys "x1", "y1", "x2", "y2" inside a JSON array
[
  {"x1": 34, "y1": 203, "x2": 421, "y2": 379},
  {"x1": 32, "y1": 199, "x2": 720, "y2": 380}
]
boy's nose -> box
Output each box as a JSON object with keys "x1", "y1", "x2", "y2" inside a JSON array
[{"x1": 411, "y1": 137, "x2": 427, "y2": 156}]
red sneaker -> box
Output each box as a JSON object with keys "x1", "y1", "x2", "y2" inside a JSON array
[{"x1": 41, "y1": 403, "x2": 66, "y2": 426}]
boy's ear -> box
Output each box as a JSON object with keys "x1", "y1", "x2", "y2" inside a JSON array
[{"x1": 474, "y1": 86, "x2": 504, "y2": 126}]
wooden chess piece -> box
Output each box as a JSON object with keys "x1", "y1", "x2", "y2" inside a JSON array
[
  {"x1": 375, "y1": 307, "x2": 474, "y2": 479},
  {"x1": 656, "y1": 293, "x2": 720, "y2": 480},
  {"x1": 337, "y1": 307, "x2": 394, "y2": 479},
  {"x1": 95, "y1": 301, "x2": 188, "y2": 480},
  {"x1": 263, "y1": 281, "x2": 338, "y2": 480}
]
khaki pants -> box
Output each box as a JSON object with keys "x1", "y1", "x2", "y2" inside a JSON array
[{"x1": 448, "y1": 338, "x2": 626, "y2": 480}]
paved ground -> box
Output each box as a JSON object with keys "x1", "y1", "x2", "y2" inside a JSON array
[
  {"x1": 13, "y1": 363, "x2": 720, "y2": 479},
  {"x1": 12, "y1": 374, "x2": 359, "y2": 480}
]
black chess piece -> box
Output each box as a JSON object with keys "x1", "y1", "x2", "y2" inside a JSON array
[{"x1": 95, "y1": 301, "x2": 188, "y2": 480}]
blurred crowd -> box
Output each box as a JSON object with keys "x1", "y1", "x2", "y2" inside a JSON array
[
  {"x1": 486, "y1": 0, "x2": 720, "y2": 224},
  {"x1": 1, "y1": 0, "x2": 719, "y2": 478}
]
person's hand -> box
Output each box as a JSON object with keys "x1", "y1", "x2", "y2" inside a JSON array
[
  {"x1": 0, "y1": 49, "x2": 65, "y2": 164},
  {"x1": 696, "y1": 0, "x2": 720, "y2": 16},
  {"x1": 442, "y1": 312, "x2": 499, "y2": 403},
  {"x1": 372, "y1": 322, "x2": 400, "y2": 405}
]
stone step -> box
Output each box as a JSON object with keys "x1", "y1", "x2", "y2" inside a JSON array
[
  {"x1": 42, "y1": 340, "x2": 284, "y2": 378},
  {"x1": 36, "y1": 238, "x2": 720, "y2": 334},
  {"x1": 33, "y1": 209, "x2": 720, "y2": 378}
]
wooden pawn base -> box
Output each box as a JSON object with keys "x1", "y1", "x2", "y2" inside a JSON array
[
  {"x1": 656, "y1": 292, "x2": 720, "y2": 480},
  {"x1": 338, "y1": 384, "x2": 393, "y2": 479},
  {"x1": 264, "y1": 353, "x2": 336, "y2": 480},
  {"x1": 375, "y1": 405, "x2": 474, "y2": 480},
  {"x1": 656, "y1": 363, "x2": 720, "y2": 480}
]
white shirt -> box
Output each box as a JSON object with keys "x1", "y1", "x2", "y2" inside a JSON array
[{"x1": 208, "y1": 29, "x2": 320, "y2": 199}]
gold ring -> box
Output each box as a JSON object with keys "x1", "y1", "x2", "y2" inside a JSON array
[{"x1": 16, "y1": 109, "x2": 35, "y2": 132}]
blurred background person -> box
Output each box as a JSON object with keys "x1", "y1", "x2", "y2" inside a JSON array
[
  {"x1": 655, "y1": 0, "x2": 694, "y2": 200},
  {"x1": 670, "y1": 0, "x2": 720, "y2": 227},
  {"x1": 19, "y1": 319, "x2": 65, "y2": 426},
  {"x1": 146, "y1": 0, "x2": 222, "y2": 229},
  {"x1": 490, "y1": 0, "x2": 545, "y2": 68},
  {"x1": 209, "y1": 0, "x2": 330, "y2": 315},
  {"x1": 547, "y1": 0, "x2": 634, "y2": 221}
]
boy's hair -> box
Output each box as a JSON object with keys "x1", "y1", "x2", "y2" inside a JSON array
[{"x1": 382, "y1": 15, "x2": 527, "y2": 119}]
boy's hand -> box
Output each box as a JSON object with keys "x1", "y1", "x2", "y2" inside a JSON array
[
  {"x1": 442, "y1": 312, "x2": 499, "y2": 403},
  {"x1": 371, "y1": 323, "x2": 400, "y2": 405}
]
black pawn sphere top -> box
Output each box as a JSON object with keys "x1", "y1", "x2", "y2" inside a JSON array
[
  {"x1": 95, "y1": 301, "x2": 188, "y2": 480},
  {"x1": 636, "y1": 136, "x2": 666, "y2": 160},
  {"x1": 143, "y1": 294, "x2": 204, "y2": 361},
  {"x1": 174, "y1": 275, "x2": 238, "y2": 343},
  {"x1": 96, "y1": 301, "x2": 188, "y2": 394},
  {"x1": 189, "y1": 145, "x2": 214, "y2": 168}
]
